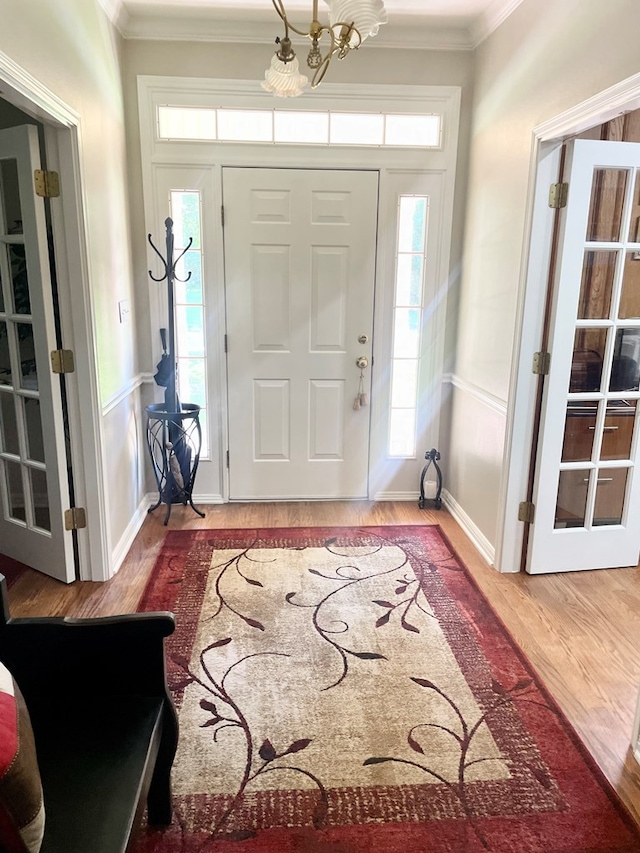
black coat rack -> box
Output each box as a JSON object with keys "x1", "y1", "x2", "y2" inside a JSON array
[{"x1": 145, "y1": 218, "x2": 205, "y2": 524}]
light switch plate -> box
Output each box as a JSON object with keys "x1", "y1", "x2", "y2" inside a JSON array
[{"x1": 118, "y1": 299, "x2": 130, "y2": 324}]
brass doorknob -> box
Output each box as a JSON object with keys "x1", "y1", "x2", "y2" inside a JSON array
[{"x1": 356, "y1": 356, "x2": 369, "y2": 369}]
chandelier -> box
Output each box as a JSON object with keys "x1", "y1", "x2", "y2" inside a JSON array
[{"x1": 262, "y1": 0, "x2": 387, "y2": 97}]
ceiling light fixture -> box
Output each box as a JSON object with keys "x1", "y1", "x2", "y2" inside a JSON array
[{"x1": 262, "y1": 0, "x2": 387, "y2": 98}]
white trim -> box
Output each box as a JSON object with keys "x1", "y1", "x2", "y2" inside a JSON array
[
  {"x1": 373, "y1": 481, "x2": 439, "y2": 502},
  {"x1": 373, "y1": 491, "x2": 419, "y2": 501},
  {"x1": 0, "y1": 50, "x2": 79, "y2": 127},
  {"x1": 102, "y1": 373, "x2": 145, "y2": 416},
  {"x1": 470, "y1": 0, "x2": 526, "y2": 48},
  {"x1": 535, "y1": 72, "x2": 640, "y2": 142},
  {"x1": 495, "y1": 139, "x2": 560, "y2": 575},
  {"x1": 498, "y1": 71, "x2": 640, "y2": 576},
  {"x1": 52, "y1": 124, "x2": 113, "y2": 583},
  {"x1": 449, "y1": 374, "x2": 508, "y2": 418},
  {"x1": 0, "y1": 57, "x2": 111, "y2": 583},
  {"x1": 191, "y1": 493, "x2": 225, "y2": 505},
  {"x1": 442, "y1": 489, "x2": 497, "y2": 568},
  {"x1": 111, "y1": 494, "x2": 150, "y2": 574}
]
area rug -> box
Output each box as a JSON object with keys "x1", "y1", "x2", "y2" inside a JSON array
[{"x1": 134, "y1": 526, "x2": 640, "y2": 853}]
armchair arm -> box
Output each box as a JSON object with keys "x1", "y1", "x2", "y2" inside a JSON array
[{"x1": 0, "y1": 576, "x2": 176, "y2": 706}]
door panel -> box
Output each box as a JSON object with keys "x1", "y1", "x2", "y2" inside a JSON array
[
  {"x1": 224, "y1": 168, "x2": 378, "y2": 500},
  {"x1": 0, "y1": 126, "x2": 74, "y2": 582},
  {"x1": 529, "y1": 140, "x2": 640, "y2": 573}
]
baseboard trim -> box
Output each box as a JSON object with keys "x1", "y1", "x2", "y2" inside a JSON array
[
  {"x1": 111, "y1": 495, "x2": 151, "y2": 574},
  {"x1": 192, "y1": 493, "x2": 225, "y2": 505},
  {"x1": 441, "y1": 489, "x2": 497, "y2": 569},
  {"x1": 374, "y1": 481, "x2": 439, "y2": 502}
]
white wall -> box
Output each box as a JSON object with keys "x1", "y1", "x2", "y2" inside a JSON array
[
  {"x1": 449, "y1": 0, "x2": 640, "y2": 560},
  {"x1": 0, "y1": 1, "x2": 144, "y2": 568}
]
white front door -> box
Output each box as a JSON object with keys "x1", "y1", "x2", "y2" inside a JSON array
[
  {"x1": 0, "y1": 125, "x2": 75, "y2": 582},
  {"x1": 224, "y1": 168, "x2": 378, "y2": 500},
  {"x1": 529, "y1": 139, "x2": 640, "y2": 573}
]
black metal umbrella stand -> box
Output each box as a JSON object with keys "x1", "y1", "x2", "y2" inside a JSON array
[{"x1": 145, "y1": 218, "x2": 205, "y2": 524}]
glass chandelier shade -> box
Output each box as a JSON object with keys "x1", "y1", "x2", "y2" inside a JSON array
[
  {"x1": 327, "y1": 0, "x2": 388, "y2": 47},
  {"x1": 261, "y1": 54, "x2": 309, "y2": 98},
  {"x1": 264, "y1": 0, "x2": 387, "y2": 95}
]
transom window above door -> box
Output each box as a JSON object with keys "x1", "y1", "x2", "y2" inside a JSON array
[{"x1": 157, "y1": 106, "x2": 442, "y2": 148}]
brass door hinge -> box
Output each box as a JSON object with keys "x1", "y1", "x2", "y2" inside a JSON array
[
  {"x1": 532, "y1": 351, "x2": 551, "y2": 375},
  {"x1": 51, "y1": 349, "x2": 75, "y2": 374},
  {"x1": 518, "y1": 501, "x2": 535, "y2": 524},
  {"x1": 548, "y1": 182, "x2": 568, "y2": 209},
  {"x1": 221, "y1": 205, "x2": 225, "y2": 227},
  {"x1": 226, "y1": 450, "x2": 230, "y2": 468},
  {"x1": 65, "y1": 507, "x2": 87, "y2": 531},
  {"x1": 34, "y1": 170, "x2": 60, "y2": 198}
]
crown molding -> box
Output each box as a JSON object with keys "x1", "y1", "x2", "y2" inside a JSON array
[
  {"x1": 121, "y1": 13, "x2": 473, "y2": 50},
  {"x1": 470, "y1": 0, "x2": 525, "y2": 48},
  {"x1": 99, "y1": 0, "x2": 524, "y2": 52}
]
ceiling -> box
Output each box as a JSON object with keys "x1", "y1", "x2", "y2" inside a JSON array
[{"x1": 101, "y1": 0, "x2": 525, "y2": 49}]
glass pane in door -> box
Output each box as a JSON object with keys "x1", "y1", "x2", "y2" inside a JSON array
[
  {"x1": 0, "y1": 159, "x2": 22, "y2": 233},
  {"x1": 561, "y1": 404, "x2": 596, "y2": 462},
  {"x1": 627, "y1": 171, "x2": 640, "y2": 243},
  {"x1": 570, "y1": 328, "x2": 607, "y2": 392},
  {"x1": 578, "y1": 250, "x2": 617, "y2": 319},
  {"x1": 24, "y1": 398, "x2": 45, "y2": 464},
  {"x1": 587, "y1": 168, "x2": 628, "y2": 242},
  {"x1": 555, "y1": 470, "x2": 589, "y2": 528},
  {"x1": 618, "y1": 252, "x2": 640, "y2": 318},
  {"x1": 601, "y1": 401, "x2": 636, "y2": 459},
  {"x1": 593, "y1": 467, "x2": 628, "y2": 526},
  {"x1": 9, "y1": 245, "x2": 30, "y2": 314},
  {"x1": 4, "y1": 458, "x2": 25, "y2": 522},
  {"x1": 0, "y1": 391, "x2": 19, "y2": 455},
  {"x1": 29, "y1": 467, "x2": 50, "y2": 531},
  {"x1": 610, "y1": 328, "x2": 640, "y2": 391},
  {"x1": 17, "y1": 323, "x2": 37, "y2": 390},
  {"x1": 0, "y1": 322, "x2": 11, "y2": 385}
]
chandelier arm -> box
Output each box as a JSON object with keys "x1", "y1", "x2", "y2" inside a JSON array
[
  {"x1": 310, "y1": 46, "x2": 336, "y2": 88},
  {"x1": 271, "y1": 0, "x2": 314, "y2": 39},
  {"x1": 333, "y1": 21, "x2": 362, "y2": 50}
]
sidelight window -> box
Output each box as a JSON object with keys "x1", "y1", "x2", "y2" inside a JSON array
[
  {"x1": 169, "y1": 190, "x2": 209, "y2": 458},
  {"x1": 388, "y1": 195, "x2": 429, "y2": 457}
]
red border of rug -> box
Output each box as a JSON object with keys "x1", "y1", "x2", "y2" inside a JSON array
[{"x1": 137, "y1": 524, "x2": 640, "y2": 852}]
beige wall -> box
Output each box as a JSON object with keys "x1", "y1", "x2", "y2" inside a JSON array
[
  {"x1": 449, "y1": 0, "x2": 640, "y2": 556},
  {"x1": 0, "y1": 1, "x2": 143, "y2": 566}
]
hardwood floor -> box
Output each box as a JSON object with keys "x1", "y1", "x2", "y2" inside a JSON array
[{"x1": 4, "y1": 501, "x2": 640, "y2": 825}]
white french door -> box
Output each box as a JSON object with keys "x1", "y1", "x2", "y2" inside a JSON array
[
  {"x1": 0, "y1": 125, "x2": 75, "y2": 582},
  {"x1": 529, "y1": 139, "x2": 640, "y2": 573},
  {"x1": 223, "y1": 167, "x2": 378, "y2": 500}
]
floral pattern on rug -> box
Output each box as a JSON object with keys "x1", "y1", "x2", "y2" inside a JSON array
[{"x1": 135, "y1": 526, "x2": 640, "y2": 853}]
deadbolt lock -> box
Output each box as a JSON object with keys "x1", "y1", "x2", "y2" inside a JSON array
[
  {"x1": 358, "y1": 335, "x2": 369, "y2": 344},
  {"x1": 356, "y1": 356, "x2": 369, "y2": 369}
]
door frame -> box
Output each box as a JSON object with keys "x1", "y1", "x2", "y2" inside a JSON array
[
  {"x1": 138, "y1": 76, "x2": 461, "y2": 504},
  {"x1": 497, "y1": 71, "x2": 640, "y2": 574},
  {"x1": 0, "y1": 50, "x2": 110, "y2": 581}
]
